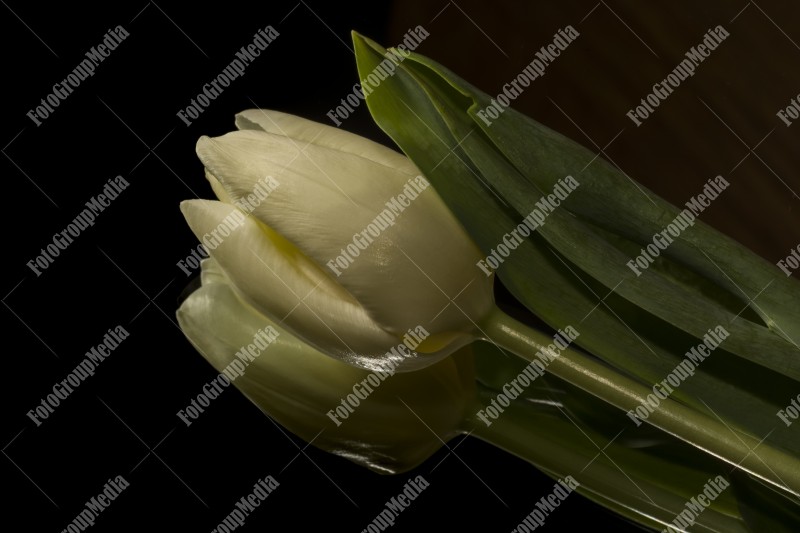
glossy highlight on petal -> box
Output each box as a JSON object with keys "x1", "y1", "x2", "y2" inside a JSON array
[
  {"x1": 177, "y1": 258, "x2": 475, "y2": 473},
  {"x1": 179, "y1": 199, "x2": 417, "y2": 372}
]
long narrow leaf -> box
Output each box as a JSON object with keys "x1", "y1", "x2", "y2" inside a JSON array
[
  {"x1": 406, "y1": 51, "x2": 800, "y2": 349},
  {"x1": 399, "y1": 48, "x2": 800, "y2": 381},
  {"x1": 352, "y1": 33, "x2": 800, "y2": 459}
]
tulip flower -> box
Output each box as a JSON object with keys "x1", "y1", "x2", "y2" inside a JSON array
[
  {"x1": 177, "y1": 102, "x2": 800, "y2": 533},
  {"x1": 178, "y1": 108, "x2": 800, "y2": 527},
  {"x1": 182, "y1": 109, "x2": 494, "y2": 373},
  {"x1": 177, "y1": 257, "x2": 476, "y2": 473}
]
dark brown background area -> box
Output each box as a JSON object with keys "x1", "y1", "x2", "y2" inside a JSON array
[
  {"x1": 2, "y1": 1, "x2": 797, "y2": 532},
  {"x1": 388, "y1": 1, "x2": 799, "y2": 262}
]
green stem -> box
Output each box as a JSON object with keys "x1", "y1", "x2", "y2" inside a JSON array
[{"x1": 479, "y1": 306, "x2": 800, "y2": 498}]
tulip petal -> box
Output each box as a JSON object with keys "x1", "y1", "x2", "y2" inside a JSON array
[
  {"x1": 204, "y1": 169, "x2": 233, "y2": 204},
  {"x1": 235, "y1": 108, "x2": 419, "y2": 176},
  {"x1": 179, "y1": 198, "x2": 440, "y2": 372},
  {"x1": 177, "y1": 259, "x2": 475, "y2": 473},
  {"x1": 196, "y1": 131, "x2": 493, "y2": 342}
]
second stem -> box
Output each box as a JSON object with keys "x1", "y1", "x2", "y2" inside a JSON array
[{"x1": 479, "y1": 306, "x2": 800, "y2": 497}]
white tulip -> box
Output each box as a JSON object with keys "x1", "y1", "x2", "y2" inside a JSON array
[
  {"x1": 177, "y1": 258, "x2": 476, "y2": 473},
  {"x1": 181, "y1": 109, "x2": 493, "y2": 372}
]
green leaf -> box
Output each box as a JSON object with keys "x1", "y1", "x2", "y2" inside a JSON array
[
  {"x1": 352, "y1": 32, "x2": 800, "y2": 457},
  {"x1": 731, "y1": 471, "x2": 800, "y2": 532},
  {"x1": 404, "y1": 50, "x2": 800, "y2": 346},
  {"x1": 396, "y1": 48, "x2": 800, "y2": 383}
]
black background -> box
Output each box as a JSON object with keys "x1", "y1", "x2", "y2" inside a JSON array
[{"x1": 3, "y1": 1, "x2": 798, "y2": 531}]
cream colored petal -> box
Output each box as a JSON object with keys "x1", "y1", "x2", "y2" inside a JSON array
[
  {"x1": 180, "y1": 199, "x2": 415, "y2": 372},
  {"x1": 204, "y1": 169, "x2": 233, "y2": 204},
  {"x1": 196, "y1": 131, "x2": 493, "y2": 343},
  {"x1": 235, "y1": 108, "x2": 420, "y2": 177},
  {"x1": 176, "y1": 262, "x2": 475, "y2": 473}
]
